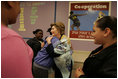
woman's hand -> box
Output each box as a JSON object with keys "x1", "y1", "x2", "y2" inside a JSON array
[
  {"x1": 75, "y1": 67, "x2": 84, "y2": 78},
  {"x1": 41, "y1": 42, "x2": 45, "y2": 48},
  {"x1": 46, "y1": 36, "x2": 53, "y2": 44}
]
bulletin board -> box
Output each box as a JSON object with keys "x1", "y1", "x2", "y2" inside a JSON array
[{"x1": 10, "y1": 1, "x2": 55, "y2": 39}]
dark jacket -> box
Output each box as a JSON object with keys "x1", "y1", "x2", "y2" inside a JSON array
[
  {"x1": 80, "y1": 42, "x2": 117, "y2": 78},
  {"x1": 27, "y1": 37, "x2": 43, "y2": 59}
]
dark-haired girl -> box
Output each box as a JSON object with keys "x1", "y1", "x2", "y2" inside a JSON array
[
  {"x1": 75, "y1": 16, "x2": 117, "y2": 78},
  {"x1": 27, "y1": 29, "x2": 44, "y2": 59}
]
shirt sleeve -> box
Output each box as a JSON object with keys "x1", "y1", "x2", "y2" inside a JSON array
[
  {"x1": 27, "y1": 39, "x2": 33, "y2": 48},
  {"x1": 1, "y1": 36, "x2": 33, "y2": 78},
  {"x1": 79, "y1": 75, "x2": 87, "y2": 78}
]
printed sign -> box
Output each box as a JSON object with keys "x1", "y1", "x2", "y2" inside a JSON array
[{"x1": 68, "y1": 1, "x2": 111, "y2": 41}]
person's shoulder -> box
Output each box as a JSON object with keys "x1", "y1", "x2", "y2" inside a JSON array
[
  {"x1": 52, "y1": 36, "x2": 59, "y2": 41},
  {"x1": 1, "y1": 25, "x2": 21, "y2": 40},
  {"x1": 27, "y1": 38, "x2": 33, "y2": 42},
  {"x1": 104, "y1": 43, "x2": 117, "y2": 58},
  {"x1": 61, "y1": 35, "x2": 71, "y2": 45},
  {"x1": 108, "y1": 42, "x2": 117, "y2": 53},
  {"x1": 62, "y1": 35, "x2": 70, "y2": 40}
]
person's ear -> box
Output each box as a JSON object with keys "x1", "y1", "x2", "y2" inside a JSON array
[
  {"x1": 104, "y1": 27, "x2": 111, "y2": 37},
  {"x1": 7, "y1": 1, "x2": 15, "y2": 8}
]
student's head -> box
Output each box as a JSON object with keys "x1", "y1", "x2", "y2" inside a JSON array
[
  {"x1": 33, "y1": 29, "x2": 43, "y2": 39},
  {"x1": 1, "y1": 1, "x2": 20, "y2": 25},
  {"x1": 70, "y1": 11, "x2": 74, "y2": 15},
  {"x1": 92, "y1": 16, "x2": 117, "y2": 44},
  {"x1": 47, "y1": 27, "x2": 52, "y2": 35},
  {"x1": 50, "y1": 22, "x2": 65, "y2": 37}
]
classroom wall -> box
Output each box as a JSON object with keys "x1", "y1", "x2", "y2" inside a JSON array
[
  {"x1": 56, "y1": 1, "x2": 117, "y2": 51},
  {"x1": 12, "y1": 1, "x2": 55, "y2": 38},
  {"x1": 11, "y1": 1, "x2": 117, "y2": 51}
]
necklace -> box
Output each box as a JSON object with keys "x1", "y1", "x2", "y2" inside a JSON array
[{"x1": 89, "y1": 49, "x2": 103, "y2": 57}]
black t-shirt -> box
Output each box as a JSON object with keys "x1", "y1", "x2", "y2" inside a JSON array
[{"x1": 27, "y1": 37, "x2": 44, "y2": 59}]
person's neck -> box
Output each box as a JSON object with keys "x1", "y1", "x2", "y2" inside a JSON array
[
  {"x1": 56, "y1": 34, "x2": 61, "y2": 39},
  {"x1": 1, "y1": 22, "x2": 8, "y2": 26},
  {"x1": 36, "y1": 37, "x2": 42, "y2": 40},
  {"x1": 103, "y1": 38, "x2": 117, "y2": 49}
]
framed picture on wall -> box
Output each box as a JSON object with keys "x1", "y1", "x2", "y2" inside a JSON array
[{"x1": 68, "y1": 1, "x2": 111, "y2": 41}]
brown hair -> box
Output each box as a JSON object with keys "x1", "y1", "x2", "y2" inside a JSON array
[{"x1": 50, "y1": 22, "x2": 65, "y2": 35}]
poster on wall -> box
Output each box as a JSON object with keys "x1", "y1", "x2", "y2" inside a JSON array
[{"x1": 68, "y1": 1, "x2": 111, "y2": 41}]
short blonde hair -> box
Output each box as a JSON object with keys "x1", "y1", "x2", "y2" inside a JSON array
[{"x1": 50, "y1": 22, "x2": 65, "y2": 35}]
